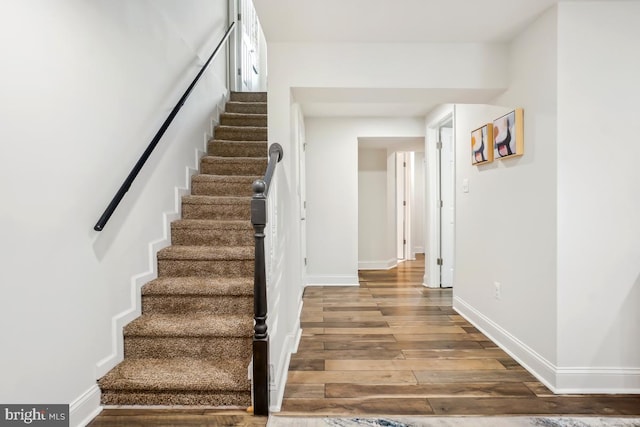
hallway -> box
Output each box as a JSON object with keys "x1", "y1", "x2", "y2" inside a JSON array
[{"x1": 280, "y1": 257, "x2": 640, "y2": 416}]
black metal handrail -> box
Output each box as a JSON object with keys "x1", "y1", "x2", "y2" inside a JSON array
[
  {"x1": 251, "y1": 142, "x2": 283, "y2": 416},
  {"x1": 94, "y1": 22, "x2": 236, "y2": 231}
]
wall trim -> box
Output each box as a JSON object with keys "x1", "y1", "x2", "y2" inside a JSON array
[
  {"x1": 96, "y1": 108, "x2": 225, "y2": 378},
  {"x1": 555, "y1": 368, "x2": 640, "y2": 394},
  {"x1": 358, "y1": 258, "x2": 397, "y2": 270},
  {"x1": 305, "y1": 275, "x2": 360, "y2": 286},
  {"x1": 454, "y1": 295, "x2": 640, "y2": 394},
  {"x1": 270, "y1": 299, "x2": 303, "y2": 412},
  {"x1": 70, "y1": 384, "x2": 102, "y2": 427}
]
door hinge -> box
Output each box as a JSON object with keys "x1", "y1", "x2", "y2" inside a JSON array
[
  {"x1": 304, "y1": 257, "x2": 307, "y2": 266},
  {"x1": 403, "y1": 201, "x2": 406, "y2": 206},
  {"x1": 436, "y1": 141, "x2": 443, "y2": 150},
  {"x1": 238, "y1": 13, "x2": 242, "y2": 21},
  {"x1": 437, "y1": 258, "x2": 443, "y2": 266},
  {"x1": 403, "y1": 161, "x2": 406, "y2": 167},
  {"x1": 237, "y1": 67, "x2": 241, "y2": 76},
  {"x1": 303, "y1": 142, "x2": 307, "y2": 151},
  {"x1": 303, "y1": 201, "x2": 306, "y2": 209},
  {"x1": 440, "y1": 200, "x2": 443, "y2": 208},
  {"x1": 403, "y1": 239, "x2": 407, "y2": 245}
]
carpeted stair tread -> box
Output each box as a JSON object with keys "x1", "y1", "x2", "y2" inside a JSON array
[
  {"x1": 220, "y1": 112, "x2": 267, "y2": 127},
  {"x1": 171, "y1": 219, "x2": 251, "y2": 231},
  {"x1": 201, "y1": 156, "x2": 267, "y2": 169},
  {"x1": 99, "y1": 358, "x2": 250, "y2": 391},
  {"x1": 143, "y1": 277, "x2": 252, "y2": 296},
  {"x1": 200, "y1": 156, "x2": 267, "y2": 176},
  {"x1": 214, "y1": 125, "x2": 267, "y2": 141},
  {"x1": 192, "y1": 174, "x2": 261, "y2": 183},
  {"x1": 208, "y1": 140, "x2": 268, "y2": 158},
  {"x1": 157, "y1": 245, "x2": 253, "y2": 261},
  {"x1": 171, "y1": 218, "x2": 253, "y2": 247},
  {"x1": 181, "y1": 196, "x2": 251, "y2": 220},
  {"x1": 191, "y1": 175, "x2": 259, "y2": 197},
  {"x1": 225, "y1": 101, "x2": 267, "y2": 115},
  {"x1": 124, "y1": 313, "x2": 252, "y2": 337},
  {"x1": 182, "y1": 195, "x2": 251, "y2": 205},
  {"x1": 229, "y1": 91, "x2": 267, "y2": 103},
  {"x1": 201, "y1": 156, "x2": 267, "y2": 164}
]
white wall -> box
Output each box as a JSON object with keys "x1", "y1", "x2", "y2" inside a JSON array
[
  {"x1": 453, "y1": 6, "x2": 559, "y2": 385},
  {"x1": 358, "y1": 148, "x2": 394, "y2": 269},
  {"x1": 0, "y1": 0, "x2": 229, "y2": 424},
  {"x1": 556, "y1": 1, "x2": 640, "y2": 391},
  {"x1": 304, "y1": 118, "x2": 425, "y2": 285}
]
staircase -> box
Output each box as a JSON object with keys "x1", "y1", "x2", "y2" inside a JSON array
[{"x1": 99, "y1": 92, "x2": 268, "y2": 406}]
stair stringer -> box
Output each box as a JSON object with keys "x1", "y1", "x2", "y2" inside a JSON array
[{"x1": 95, "y1": 101, "x2": 227, "y2": 379}]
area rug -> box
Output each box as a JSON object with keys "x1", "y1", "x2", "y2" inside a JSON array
[{"x1": 267, "y1": 416, "x2": 640, "y2": 427}]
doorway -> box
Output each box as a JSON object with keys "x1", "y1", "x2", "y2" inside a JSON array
[
  {"x1": 396, "y1": 152, "x2": 411, "y2": 262},
  {"x1": 229, "y1": 0, "x2": 262, "y2": 91},
  {"x1": 356, "y1": 140, "x2": 425, "y2": 271},
  {"x1": 426, "y1": 111, "x2": 455, "y2": 288}
]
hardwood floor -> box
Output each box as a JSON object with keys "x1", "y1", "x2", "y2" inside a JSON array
[
  {"x1": 88, "y1": 409, "x2": 267, "y2": 426},
  {"x1": 280, "y1": 255, "x2": 640, "y2": 416}
]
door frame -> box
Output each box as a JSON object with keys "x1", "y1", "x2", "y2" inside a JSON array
[
  {"x1": 293, "y1": 104, "x2": 308, "y2": 283},
  {"x1": 228, "y1": 0, "x2": 261, "y2": 91},
  {"x1": 228, "y1": 0, "x2": 240, "y2": 91},
  {"x1": 396, "y1": 153, "x2": 408, "y2": 261},
  {"x1": 424, "y1": 106, "x2": 456, "y2": 288}
]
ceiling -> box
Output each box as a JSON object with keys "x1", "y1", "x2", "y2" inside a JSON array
[
  {"x1": 252, "y1": 0, "x2": 561, "y2": 43},
  {"x1": 252, "y1": 0, "x2": 562, "y2": 117}
]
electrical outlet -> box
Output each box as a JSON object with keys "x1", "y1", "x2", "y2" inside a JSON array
[{"x1": 494, "y1": 282, "x2": 501, "y2": 300}]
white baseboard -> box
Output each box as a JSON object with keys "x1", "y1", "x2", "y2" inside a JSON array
[
  {"x1": 270, "y1": 299, "x2": 303, "y2": 412},
  {"x1": 304, "y1": 275, "x2": 359, "y2": 286},
  {"x1": 555, "y1": 368, "x2": 640, "y2": 394},
  {"x1": 70, "y1": 384, "x2": 102, "y2": 427},
  {"x1": 358, "y1": 259, "x2": 397, "y2": 270},
  {"x1": 454, "y1": 295, "x2": 640, "y2": 394}
]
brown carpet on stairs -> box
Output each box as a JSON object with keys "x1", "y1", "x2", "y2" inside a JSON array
[{"x1": 98, "y1": 91, "x2": 268, "y2": 407}]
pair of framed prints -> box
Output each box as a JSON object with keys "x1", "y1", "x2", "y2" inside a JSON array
[{"x1": 471, "y1": 108, "x2": 524, "y2": 165}]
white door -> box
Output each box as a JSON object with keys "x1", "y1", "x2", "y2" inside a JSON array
[
  {"x1": 231, "y1": 0, "x2": 260, "y2": 91},
  {"x1": 396, "y1": 153, "x2": 406, "y2": 260},
  {"x1": 439, "y1": 127, "x2": 455, "y2": 288}
]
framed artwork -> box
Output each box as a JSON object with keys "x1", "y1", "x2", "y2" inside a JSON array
[
  {"x1": 471, "y1": 124, "x2": 493, "y2": 165},
  {"x1": 493, "y1": 108, "x2": 524, "y2": 159}
]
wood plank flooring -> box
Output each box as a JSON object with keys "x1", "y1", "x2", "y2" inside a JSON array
[
  {"x1": 280, "y1": 255, "x2": 640, "y2": 416},
  {"x1": 88, "y1": 409, "x2": 267, "y2": 426}
]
